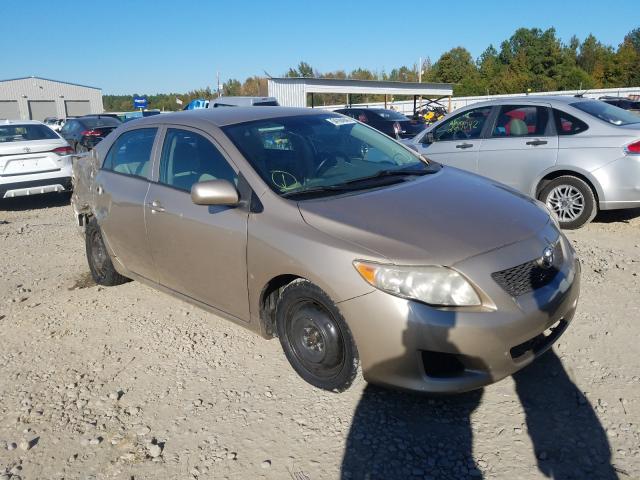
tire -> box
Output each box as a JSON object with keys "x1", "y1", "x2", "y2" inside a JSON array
[
  {"x1": 275, "y1": 279, "x2": 359, "y2": 392},
  {"x1": 539, "y1": 175, "x2": 597, "y2": 230},
  {"x1": 85, "y1": 218, "x2": 129, "y2": 286}
]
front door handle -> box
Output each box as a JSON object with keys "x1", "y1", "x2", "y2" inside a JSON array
[
  {"x1": 526, "y1": 139, "x2": 548, "y2": 146},
  {"x1": 149, "y1": 200, "x2": 165, "y2": 213},
  {"x1": 456, "y1": 142, "x2": 474, "y2": 149},
  {"x1": 96, "y1": 184, "x2": 103, "y2": 195}
]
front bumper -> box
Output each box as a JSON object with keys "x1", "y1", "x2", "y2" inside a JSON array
[{"x1": 339, "y1": 231, "x2": 581, "y2": 394}]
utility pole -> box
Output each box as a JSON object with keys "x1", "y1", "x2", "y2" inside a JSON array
[{"x1": 217, "y1": 72, "x2": 221, "y2": 97}]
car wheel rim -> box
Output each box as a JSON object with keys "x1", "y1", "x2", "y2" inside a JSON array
[
  {"x1": 546, "y1": 185, "x2": 585, "y2": 222},
  {"x1": 90, "y1": 230, "x2": 108, "y2": 278},
  {"x1": 286, "y1": 300, "x2": 345, "y2": 380}
]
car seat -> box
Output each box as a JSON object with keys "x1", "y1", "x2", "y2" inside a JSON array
[{"x1": 507, "y1": 118, "x2": 528, "y2": 136}]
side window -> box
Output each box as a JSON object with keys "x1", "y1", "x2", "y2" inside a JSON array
[
  {"x1": 102, "y1": 128, "x2": 157, "y2": 178},
  {"x1": 159, "y1": 129, "x2": 237, "y2": 193},
  {"x1": 60, "y1": 122, "x2": 71, "y2": 135},
  {"x1": 553, "y1": 109, "x2": 589, "y2": 135},
  {"x1": 429, "y1": 106, "x2": 492, "y2": 142},
  {"x1": 492, "y1": 105, "x2": 549, "y2": 137}
]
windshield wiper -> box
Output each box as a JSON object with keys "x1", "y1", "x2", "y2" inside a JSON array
[
  {"x1": 280, "y1": 184, "x2": 351, "y2": 199},
  {"x1": 281, "y1": 165, "x2": 439, "y2": 199}
]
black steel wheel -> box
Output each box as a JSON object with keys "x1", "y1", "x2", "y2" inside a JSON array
[
  {"x1": 85, "y1": 218, "x2": 129, "y2": 286},
  {"x1": 276, "y1": 280, "x2": 359, "y2": 392}
]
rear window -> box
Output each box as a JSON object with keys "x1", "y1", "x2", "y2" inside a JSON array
[
  {"x1": 373, "y1": 110, "x2": 408, "y2": 121},
  {"x1": 0, "y1": 124, "x2": 59, "y2": 143},
  {"x1": 81, "y1": 117, "x2": 121, "y2": 129},
  {"x1": 571, "y1": 101, "x2": 640, "y2": 126},
  {"x1": 254, "y1": 101, "x2": 279, "y2": 106}
]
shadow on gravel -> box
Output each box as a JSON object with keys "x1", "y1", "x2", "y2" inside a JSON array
[
  {"x1": 341, "y1": 385, "x2": 483, "y2": 479},
  {"x1": 0, "y1": 192, "x2": 71, "y2": 211},
  {"x1": 513, "y1": 350, "x2": 617, "y2": 479},
  {"x1": 593, "y1": 207, "x2": 640, "y2": 224},
  {"x1": 341, "y1": 350, "x2": 616, "y2": 480}
]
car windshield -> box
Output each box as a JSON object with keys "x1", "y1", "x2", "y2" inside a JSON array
[
  {"x1": 223, "y1": 114, "x2": 432, "y2": 198},
  {"x1": 81, "y1": 117, "x2": 121, "y2": 128},
  {"x1": 373, "y1": 110, "x2": 409, "y2": 121},
  {"x1": 0, "y1": 124, "x2": 59, "y2": 143},
  {"x1": 571, "y1": 101, "x2": 640, "y2": 126}
]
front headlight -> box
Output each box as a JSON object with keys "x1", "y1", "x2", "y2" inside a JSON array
[{"x1": 353, "y1": 261, "x2": 481, "y2": 306}]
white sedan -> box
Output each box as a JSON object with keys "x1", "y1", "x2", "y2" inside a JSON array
[{"x1": 0, "y1": 120, "x2": 74, "y2": 199}]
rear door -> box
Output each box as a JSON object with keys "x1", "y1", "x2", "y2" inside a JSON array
[
  {"x1": 145, "y1": 126, "x2": 249, "y2": 320},
  {"x1": 415, "y1": 105, "x2": 493, "y2": 173},
  {"x1": 478, "y1": 103, "x2": 558, "y2": 193},
  {"x1": 94, "y1": 127, "x2": 159, "y2": 281}
]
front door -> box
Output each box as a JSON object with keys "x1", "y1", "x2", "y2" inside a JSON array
[
  {"x1": 416, "y1": 105, "x2": 493, "y2": 174},
  {"x1": 145, "y1": 127, "x2": 249, "y2": 321},
  {"x1": 478, "y1": 104, "x2": 558, "y2": 194},
  {"x1": 94, "y1": 127, "x2": 159, "y2": 281}
]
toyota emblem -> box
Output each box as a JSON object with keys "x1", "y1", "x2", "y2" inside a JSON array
[{"x1": 540, "y1": 246, "x2": 555, "y2": 269}]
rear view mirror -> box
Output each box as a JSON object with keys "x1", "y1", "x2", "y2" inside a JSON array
[{"x1": 191, "y1": 180, "x2": 239, "y2": 206}]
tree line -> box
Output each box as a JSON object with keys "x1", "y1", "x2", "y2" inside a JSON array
[{"x1": 103, "y1": 27, "x2": 640, "y2": 111}]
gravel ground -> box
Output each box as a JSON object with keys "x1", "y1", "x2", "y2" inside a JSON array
[{"x1": 0, "y1": 193, "x2": 638, "y2": 480}]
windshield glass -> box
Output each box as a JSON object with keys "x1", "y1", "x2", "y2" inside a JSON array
[
  {"x1": 0, "y1": 124, "x2": 59, "y2": 143},
  {"x1": 81, "y1": 117, "x2": 121, "y2": 128},
  {"x1": 571, "y1": 101, "x2": 640, "y2": 126},
  {"x1": 373, "y1": 110, "x2": 409, "y2": 121},
  {"x1": 223, "y1": 114, "x2": 428, "y2": 198}
]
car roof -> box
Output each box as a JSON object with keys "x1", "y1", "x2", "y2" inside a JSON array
[
  {"x1": 461, "y1": 95, "x2": 597, "y2": 109},
  {"x1": 1, "y1": 119, "x2": 45, "y2": 125},
  {"x1": 126, "y1": 107, "x2": 331, "y2": 128}
]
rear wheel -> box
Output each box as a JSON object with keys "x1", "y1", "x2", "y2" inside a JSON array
[
  {"x1": 85, "y1": 218, "x2": 129, "y2": 286},
  {"x1": 539, "y1": 175, "x2": 597, "y2": 230},
  {"x1": 276, "y1": 280, "x2": 359, "y2": 392}
]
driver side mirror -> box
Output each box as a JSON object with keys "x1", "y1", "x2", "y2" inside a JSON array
[{"x1": 191, "y1": 179, "x2": 239, "y2": 206}]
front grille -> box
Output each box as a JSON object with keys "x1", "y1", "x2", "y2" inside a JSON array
[{"x1": 492, "y1": 242, "x2": 563, "y2": 297}]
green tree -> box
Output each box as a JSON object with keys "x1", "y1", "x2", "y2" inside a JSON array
[{"x1": 223, "y1": 79, "x2": 242, "y2": 96}]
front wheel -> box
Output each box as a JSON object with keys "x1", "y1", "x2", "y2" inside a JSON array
[
  {"x1": 276, "y1": 280, "x2": 359, "y2": 392},
  {"x1": 85, "y1": 218, "x2": 129, "y2": 286},
  {"x1": 539, "y1": 176, "x2": 597, "y2": 230}
]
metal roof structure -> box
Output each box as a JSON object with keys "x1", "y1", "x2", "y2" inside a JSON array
[
  {"x1": 268, "y1": 77, "x2": 453, "y2": 108},
  {"x1": 0, "y1": 76, "x2": 100, "y2": 90}
]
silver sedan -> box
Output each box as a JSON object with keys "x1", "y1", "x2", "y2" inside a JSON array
[{"x1": 404, "y1": 96, "x2": 640, "y2": 229}]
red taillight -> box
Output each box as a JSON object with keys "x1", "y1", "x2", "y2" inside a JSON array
[
  {"x1": 626, "y1": 140, "x2": 640, "y2": 154},
  {"x1": 81, "y1": 129, "x2": 101, "y2": 136},
  {"x1": 51, "y1": 146, "x2": 74, "y2": 155}
]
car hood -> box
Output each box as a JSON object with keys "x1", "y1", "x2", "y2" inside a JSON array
[{"x1": 298, "y1": 167, "x2": 550, "y2": 266}]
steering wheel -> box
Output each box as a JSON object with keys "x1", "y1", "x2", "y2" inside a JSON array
[
  {"x1": 315, "y1": 151, "x2": 350, "y2": 176},
  {"x1": 271, "y1": 170, "x2": 299, "y2": 190}
]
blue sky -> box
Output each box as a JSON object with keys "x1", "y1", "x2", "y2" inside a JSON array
[{"x1": 2, "y1": 0, "x2": 637, "y2": 94}]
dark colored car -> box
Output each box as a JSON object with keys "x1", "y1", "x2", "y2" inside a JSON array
[
  {"x1": 60, "y1": 115, "x2": 122, "y2": 152},
  {"x1": 335, "y1": 108, "x2": 427, "y2": 139},
  {"x1": 599, "y1": 96, "x2": 640, "y2": 113}
]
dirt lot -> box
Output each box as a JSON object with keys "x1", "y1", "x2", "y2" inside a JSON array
[{"x1": 0, "y1": 193, "x2": 638, "y2": 480}]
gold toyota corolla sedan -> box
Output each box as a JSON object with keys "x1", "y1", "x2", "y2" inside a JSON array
[{"x1": 72, "y1": 107, "x2": 581, "y2": 393}]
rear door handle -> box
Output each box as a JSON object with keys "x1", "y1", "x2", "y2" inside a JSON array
[
  {"x1": 456, "y1": 143, "x2": 474, "y2": 149},
  {"x1": 526, "y1": 139, "x2": 548, "y2": 146},
  {"x1": 149, "y1": 200, "x2": 165, "y2": 213}
]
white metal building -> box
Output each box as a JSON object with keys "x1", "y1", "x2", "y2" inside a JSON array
[
  {"x1": 267, "y1": 77, "x2": 453, "y2": 109},
  {"x1": 0, "y1": 76, "x2": 104, "y2": 121}
]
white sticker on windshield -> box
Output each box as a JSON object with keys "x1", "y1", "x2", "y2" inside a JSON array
[{"x1": 326, "y1": 117, "x2": 356, "y2": 126}]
